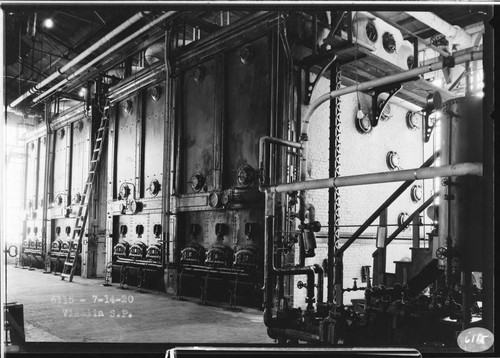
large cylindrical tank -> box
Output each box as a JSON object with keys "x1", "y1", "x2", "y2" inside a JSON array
[{"x1": 438, "y1": 97, "x2": 483, "y2": 272}]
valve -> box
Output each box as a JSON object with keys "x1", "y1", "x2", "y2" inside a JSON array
[
  {"x1": 299, "y1": 221, "x2": 321, "y2": 232},
  {"x1": 297, "y1": 281, "x2": 308, "y2": 290},
  {"x1": 436, "y1": 247, "x2": 448, "y2": 260}
]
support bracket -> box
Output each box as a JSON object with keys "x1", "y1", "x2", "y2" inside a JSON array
[
  {"x1": 304, "y1": 54, "x2": 338, "y2": 105},
  {"x1": 371, "y1": 83, "x2": 402, "y2": 127},
  {"x1": 424, "y1": 91, "x2": 442, "y2": 143}
]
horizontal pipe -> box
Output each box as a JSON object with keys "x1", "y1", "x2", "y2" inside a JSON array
[
  {"x1": 34, "y1": 11, "x2": 177, "y2": 104},
  {"x1": 264, "y1": 162, "x2": 482, "y2": 194},
  {"x1": 301, "y1": 50, "x2": 483, "y2": 137},
  {"x1": 10, "y1": 12, "x2": 148, "y2": 108},
  {"x1": 335, "y1": 153, "x2": 437, "y2": 256}
]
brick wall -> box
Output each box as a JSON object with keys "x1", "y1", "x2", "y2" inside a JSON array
[{"x1": 293, "y1": 74, "x2": 437, "y2": 309}]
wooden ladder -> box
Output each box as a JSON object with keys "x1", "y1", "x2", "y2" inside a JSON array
[{"x1": 61, "y1": 103, "x2": 110, "y2": 282}]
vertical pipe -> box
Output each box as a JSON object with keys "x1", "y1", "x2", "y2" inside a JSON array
[
  {"x1": 263, "y1": 193, "x2": 275, "y2": 325},
  {"x1": 412, "y1": 215, "x2": 420, "y2": 249}
]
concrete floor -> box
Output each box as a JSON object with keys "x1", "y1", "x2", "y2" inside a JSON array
[{"x1": 5, "y1": 264, "x2": 274, "y2": 344}]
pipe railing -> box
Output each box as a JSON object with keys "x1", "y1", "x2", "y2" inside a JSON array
[
  {"x1": 10, "y1": 12, "x2": 149, "y2": 108},
  {"x1": 33, "y1": 11, "x2": 178, "y2": 104},
  {"x1": 335, "y1": 153, "x2": 437, "y2": 257},
  {"x1": 384, "y1": 192, "x2": 437, "y2": 248}
]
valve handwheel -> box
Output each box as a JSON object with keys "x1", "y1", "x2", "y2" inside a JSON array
[{"x1": 436, "y1": 247, "x2": 447, "y2": 259}]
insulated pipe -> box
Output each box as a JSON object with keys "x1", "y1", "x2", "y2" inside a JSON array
[
  {"x1": 264, "y1": 162, "x2": 482, "y2": 194},
  {"x1": 33, "y1": 11, "x2": 178, "y2": 104},
  {"x1": 10, "y1": 12, "x2": 149, "y2": 108},
  {"x1": 406, "y1": 12, "x2": 473, "y2": 50}
]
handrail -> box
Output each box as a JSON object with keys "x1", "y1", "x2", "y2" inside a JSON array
[
  {"x1": 383, "y1": 192, "x2": 437, "y2": 248},
  {"x1": 335, "y1": 153, "x2": 437, "y2": 257}
]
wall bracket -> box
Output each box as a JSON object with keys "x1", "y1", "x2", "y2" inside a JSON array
[{"x1": 371, "y1": 84, "x2": 402, "y2": 127}]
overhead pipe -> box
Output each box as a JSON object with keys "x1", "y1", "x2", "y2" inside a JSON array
[
  {"x1": 263, "y1": 162, "x2": 482, "y2": 194},
  {"x1": 299, "y1": 50, "x2": 483, "y2": 181},
  {"x1": 33, "y1": 11, "x2": 178, "y2": 104},
  {"x1": 10, "y1": 12, "x2": 149, "y2": 108},
  {"x1": 406, "y1": 11, "x2": 473, "y2": 50}
]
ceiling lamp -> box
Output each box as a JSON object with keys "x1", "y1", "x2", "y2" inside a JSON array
[{"x1": 43, "y1": 18, "x2": 54, "y2": 29}]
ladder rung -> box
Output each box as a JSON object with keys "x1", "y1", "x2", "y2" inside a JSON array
[
  {"x1": 93, "y1": 148, "x2": 101, "y2": 152},
  {"x1": 96, "y1": 137, "x2": 103, "y2": 142},
  {"x1": 64, "y1": 262, "x2": 74, "y2": 266}
]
